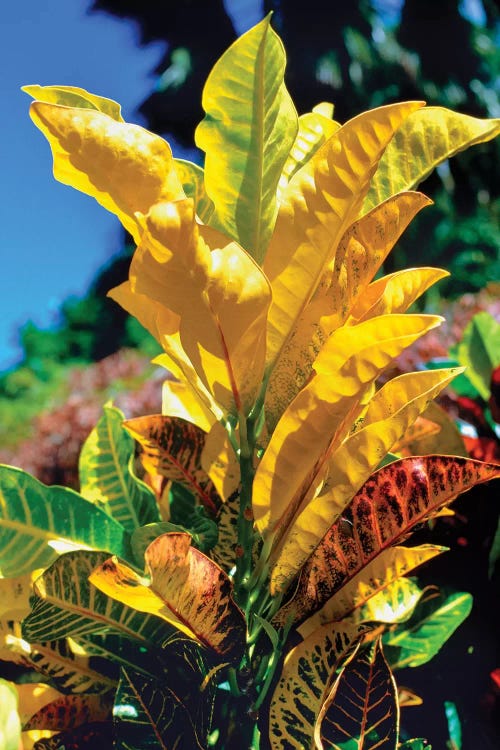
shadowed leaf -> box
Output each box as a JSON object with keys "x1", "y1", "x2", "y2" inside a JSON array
[
  {"x1": 31, "y1": 721, "x2": 114, "y2": 749},
  {"x1": 28, "y1": 639, "x2": 117, "y2": 695},
  {"x1": 23, "y1": 693, "x2": 113, "y2": 732},
  {"x1": 314, "y1": 638, "x2": 398, "y2": 750}
]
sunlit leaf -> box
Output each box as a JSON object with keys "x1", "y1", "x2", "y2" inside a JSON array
[
  {"x1": 0, "y1": 571, "x2": 39, "y2": 620},
  {"x1": 263, "y1": 191, "x2": 432, "y2": 433},
  {"x1": 364, "y1": 107, "x2": 500, "y2": 211},
  {"x1": 130, "y1": 199, "x2": 271, "y2": 414},
  {"x1": 0, "y1": 679, "x2": 21, "y2": 750},
  {"x1": 0, "y1": 466, "x2": 131, "y2": 576},
  {"x1": 269, "y1": 623, "x2": 362, "y2": 749},
  {"x1": 90, "y1": 533, "x2": 246, "y2": 662},
  {"x1": 79, "y1": 404, "x2": 160, "y2": 532},
  {"x1": 254, "y1": 314, "x2": 443, "y2": 544},
  {"x1": 123, "y1": 414, "x2": 222, "y2": 517},
  {"x1": 173, "y1": 158, "x2": 214, "y2": 223},
  {"x1": 195, "y1": 15, "x2": 298, "y2": 263},
  {"x1": 402, "y1": 402, "x2": 467, "y2": 457},
  {"x1": 456, "y1": 312, "x2": 500, "y2": 400},
  {"x1": 27, "y1": 639, "x2": 117, "y2": 695},
  {"x1": 314, "y1": 638, "x2": 398, "y2": 750},
  {"x1": 269, "y1": 369, "x2": 464, "y2": 592},
  {"x1": 263, "y1": 101, "x2": 423, "y2": 374},
  {"x1": 22, "y1": 551, "x2": 173, "y2": 661},
  {"x1": 397, "y1": 687, "x2": 423, "y2": 708},
  {"x1": 292, "y1": 545, "x2": 441, "y2": 637},
  {"x1": 28, "y1": 101, "x2": 185, "y2": 242},
  {"x1": 201, "y1": 422, "x2": 240, "y2": 503},
  {"x1": 383, "y1": 591, "x2": 473, "y2": 669},
  {"x1": 23, "y1": 84, "x2": 123, "y2": 120},
  {"x1": 390, "y1": 417, "x2": 441, "y2": 456},
  {"x1": 273, "y1": 457, "x2": 499, "y2": 624},
  {"x1": 23, "y1": 693, "x2": 112, "y2": 732},
  {"x1": 162, "y1": 379, "x2": 216, "y2": 433}
]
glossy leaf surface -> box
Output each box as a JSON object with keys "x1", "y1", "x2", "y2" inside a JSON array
[
  {"x1": 263, "y1": 101, "x2": 423, "y2": 373},
  {"x1": 364, "y1": 107, "x2": 500, "y2": 211},
  {"x1": 0, "y1": 466, "x2": 130, "y2": 576},
  {"x1": 90, "y1": 533, "x2": 246, "y2": 662},
  {"x1": 195, "y1": 15, "x2": 298, "y2": 263},
  {"x1": 28, "y1": 101, "x2": 185, "y2": 242},
  {"x1": 273, "y1": 457, "x2": 499, "y2": 624},
  {"x1": 383, "y1": 591, "x2": 473, "y2": 669},
  {"x1": 269, "y1": 624, "x2": 361, "y2": 749},
  {"x1": 314, "y1": 638, "x2": 398, "y2": 750},
  {"x1": 123, "y1": 414, "x2": 221, "y2": 517},
  {"x1": 79, "y1": 404, "x2": 160, "y2": 532}
]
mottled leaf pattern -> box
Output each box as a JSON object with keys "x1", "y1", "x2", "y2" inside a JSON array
[
  {"x1": 273, "y1": 457, "x2": 499, "y2": 625},
  {"x1": 315, "y1": 638, "x2": 398, "y2": 750},
  {"x1": 79, "y1": 404, "x2": 160, "y2": 532},
  {"x1": 28, "y1": 639, "x2": 117, "y2": 695},
  {"x1": 123, "y1": 414, "x2": 222, "y2": 517},
  {"x1": 0, "y1": 466, "x2": 131, "y2": 577},
  {"x1": 269, "y1": 624, "x2": 361, "y2": 749},
  {"x1": 90, "y1": 533, "x2": 246, "y2": 662},
  {"x1": 23, "y1": 693, "x2": 112, "y2": 731},
  {"x1": 31, "y1": 721, "x2": 114, "y2": 749}
]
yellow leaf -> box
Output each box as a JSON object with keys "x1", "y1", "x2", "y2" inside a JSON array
[
  {"x1": 253, "y1": 314, "x2": 443, "y2": 541},
  {"x1": 90, "y1": 533, "x2": 246, "y2": 661},
  {"x1": 263, "y1": 191, "x2": 432, "y2": 433},
  {"x1": 295, "y1": 545, "x2": 443, "y2": 638},
  {"x1": 162, "y1": 379, "x2": 216, "y2": 433},
  {"x1": 201, "y1": 422, "x2": 240, "y2": 503},
  {"x1": 404, "y1": 401, "x2": 468, "y2": 457},
  {"x1": 130, "y1": 198, "x2": 271, "y2": 414},
  {"x1": 15, "y1": 683, "x2": 63, "y2": 727},
  {"x1": 263, "y1": 101, "x2": 424, "y2": 374},
  {"x1": 347, "y1": 266, "x2": 449, "y2": 323},
  {"x1": 0, "y1": 572, "x2": 41, "y2": 620},
  {"x1": 268, "y1": 366, "x2": 460, "y2": 593},
  {"x1": 23, "y1": 84, "x2": 123, "y2": 121},
  {"x1": 28, "y1": 102, "x2": 185, "y2": 243},
  {"x1": 390, "y1": 416, "x2": 441, "y2": 455},
  {"x1": 364, "y1": 107, "x2": 500, "y2": 211}
]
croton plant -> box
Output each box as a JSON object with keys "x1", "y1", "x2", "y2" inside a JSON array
[{"x1": 1, "y1": 16, "x2": 499, "y2": 750}]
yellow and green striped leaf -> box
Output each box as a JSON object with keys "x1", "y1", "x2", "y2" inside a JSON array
[
  {"x1": 0, "y1": 466, "x2": 131, "y2": 577},
  {"x1": 130, "y1": 199, "x2": 271, "y2": 414},
  {"x1": 253, "y1": 314, "x2": 443, "y2": 542},
  {"x1": 263, "y1": 101, "x2": 424, "y2": 374},
  {"x1": 23, "y1": 84, "x2": 123, "y2": 121},
  {"x1": 315, "y1": 638, "x2": 398, "y2": 750},
  {"x1": 195, "y1": 15, "x2": 298, "y2": 263},
  {"x1": 273, "y1": 457, "x2": 499, "y2": 632},
  {"x1": 22, "y1": 551, "x2": 173, "y2": 654},
  {"x1": 79, "y1": 404, "x2": 160, "y2": 533},
  {"x1": 280, "y1": 544, "x2": 442, "y2": 636},
  {"x1": 90, "y1": 533, "x2": 246, "y2": 662},
  {"x1": 123, "y1": 414, "x2": 222, "y2": 517},
  {"x1": 28, "y1": 100, "x2": 185, "y2": 243},
  {"x1": 263, "y1": 192, "x2": 432, "y2": 433},
  {"x1": 269, "y1": 367, "x2": 462, "y2": 592},
  {"x1": 364, "y1": 107, "x2": 500, "y2": 211},
  {"x1": 27, "y1": 639, "x2": 117, "y2": 695},
  {"x1": 269, "y1": 623, "x2": 361, "y2": 749}
]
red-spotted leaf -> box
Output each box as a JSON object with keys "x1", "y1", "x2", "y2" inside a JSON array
[
  {"x1": 23, "y1": 693, "x2": 113, "y2": 731},
  {"x1": 90, "y1": 533, "x2": 246, "y2": 663},
  {"x1": 315, "y1": 637, "x2": 398, "y2": 750},
  {"x1": 31, "y1": 721, "x2": 114, "y2": 749},
  {"x1": 274, "y1": 457, "x2": 500, "y2": 628},
  {"x1": 123, "y1": 415, "x2": 222, "y2": 517}
]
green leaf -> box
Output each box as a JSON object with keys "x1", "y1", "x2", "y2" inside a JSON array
[
  {"x1": 0, "y1": 465, "x2": 131, "y2": 576},
  {"x1": 398, "y1": 741, "x2": 430, "y2": 750},
  {"x1": 444, "y1": 701, "x2": 462, "y2": 750},
  {"x1": 364, "y1": 107, "x2": 500, "y2": 211},
  {"x1": 174, "y1": 158, "x2": 214, "y2": 223},
  {"x1": 79, "y1": 404, "x2": 160, "y2": 533},
  {"x1": 488, "y1": 516, "x2": 500, "y2": 578},
  {"x1": 22, "y1": 84, "x2": 124, "y2": 121},
  {"x1": 456, "y1": 313, "x2": 500, "y2": 400},
  {"x1": 383, "y1": 591, "x2": 473, "y2": 669},
  {"x1": 22, "y1": 551, "x2": 174, "y2": 670},
  {"x1": 0, "y1": 679, "x2": 21, "y2": 750},
  {"x1": 315, "y1": 638, "x2": 398, "y2": 750},
  {"x1": 195, "y1": 15, "x2": 298, "y2": 263}
]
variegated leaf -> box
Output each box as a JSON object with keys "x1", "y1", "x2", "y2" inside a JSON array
[
  {"x1": 269, "y1": 368, "x2": 462, "y2": 593},
  {"x1": 124, "y1": 414, "x2": 222, "y2": 517},
  {"x1": 272, "y1": 457, "x2": 499, "y2": 629},
  {"x1": 263, "y1": 101, "x2": 423, "y2": 374},
  {"x1": 90, "y1": 533, "x2": 246, "y2": 662},
  {"x1": 269, "y1": 623, "x2": 362, "y2": 749},
  {"x1": 286, "y1": 544, "x2": 442, "y2": 636},
  {"x1": 79, "y1": 404, "x2": 160, "y2": 532},
  {"x1": 314, "y1": 638, "x2": 398, "y2": 750},
  {"x1": 28, "y1": 639, "x2": 117, "y2": 695},
  {"x1": 23, "y1": 693, "x2": 112, "y2": 732}
]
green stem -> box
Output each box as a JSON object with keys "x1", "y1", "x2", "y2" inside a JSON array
[{"x1": 234, "y1": 414, "x2": 256, "y2": 608}]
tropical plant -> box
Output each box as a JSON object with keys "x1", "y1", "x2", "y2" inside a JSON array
[{"x1": 1, "y1": 16, "x2": 500, "y2": 750}]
